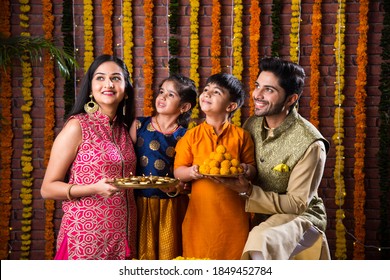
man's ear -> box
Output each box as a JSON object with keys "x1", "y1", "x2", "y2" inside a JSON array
[
  {"x1": 226, "y1": 102, "x2": 238, "y2": 113},
  {"x1": 286, "y1": 93, "x2": 299, "y2": 107}
]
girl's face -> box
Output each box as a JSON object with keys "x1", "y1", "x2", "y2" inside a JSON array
[
  {"x1": 199, "y1": 83, "x2": 235, "y2": 116},
  {"x1": 91, "y1": 61, "x2": 126, "y2": 112},
  {"x1": 155, "y1": 80, "x2": 182, "y2": 115}
]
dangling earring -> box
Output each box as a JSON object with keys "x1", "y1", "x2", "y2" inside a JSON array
[{"x1": 84, "y1": 94, "x2": 99, "y2": 114}]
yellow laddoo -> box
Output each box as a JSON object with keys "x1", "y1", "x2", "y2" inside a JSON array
[
  {"x1": 210, "y1": 167, "x2": 220, "y2": 175},
  {"x1": 203, "y1": 158, "x2": 212, "y2": 166},
  {"x1": 230, "y1": 166, "x2": 239, "y2": 174},
  {"x1": 224, "y1": 152, "x2": 232, "y2": 160},
  {"x1": 237, "y1": 166, "x2": 244, "y2": 174},
  {"x1": 230, "y1": 158, "x2": 240, "y2": 167},
  {"x1": 209, "y1": 159, "x2": 220, "y2": 168},
  {"x1": 220, "y1": 167, "x2": 231, "y2": 175},
  {"x1": 199, "y1": 164, "x2": 211, "y2": 174},
  {"x1": 213, "y1": 152, "x2": 225, "y2": 162},
  {"x1": 216, "y1": 145, "x2": 226, "y2": 154},
  {"x1": 220, "y1": 159, "x2": 232, "y2": 169}
]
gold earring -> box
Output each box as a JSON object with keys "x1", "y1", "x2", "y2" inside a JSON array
[{"x1": 84, "y1": 94, "x2": 99, "y2": 114}]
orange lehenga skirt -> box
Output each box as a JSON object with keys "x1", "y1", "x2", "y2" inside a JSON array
[{"x1": 136, "y1": 194, "x2": 189, "y2": 260}]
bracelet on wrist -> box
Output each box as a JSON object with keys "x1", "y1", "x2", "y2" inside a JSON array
[
  {"x1": 67, "y1": 184, "x2": 76, "y2": 200},
  {"x1": 238, "y1": 181, "x2": 253, "y2": 198}
]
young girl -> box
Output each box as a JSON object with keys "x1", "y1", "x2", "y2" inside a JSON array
[
  {"x1": 130, "y1": 74, "x2": 197, "y2": 260},
  {"x1": 174, "y1": 73, "x2": 257, "y2": 260}
]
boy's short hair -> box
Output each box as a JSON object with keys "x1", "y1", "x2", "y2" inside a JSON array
[{"x1": 205, "y1": 73, "x2": 246, "y2": 116}]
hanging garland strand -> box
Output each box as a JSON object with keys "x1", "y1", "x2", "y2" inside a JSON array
[
  {"x1": 123, "y1": 0, "x2": 134, "y2": 83},
  {"x1": 19, "y1": 0, "x2": 34, "y2": 260},
  {"x1": 188, "y1": 0, "x2": 200, "y2": 129},
  {"x1": 353, "y1": 0, "x2": 369, "y2": 260},
  {"x1": 83, "y1": 0, "x2": 94, "y2": 71},
  {"x1": 378, "y1": 0, "x2": 390, "y2": 260},
  {"x1": 211, "y1": 0, "x2": 221, "y2": 75},
  {"x1": 248, "y1": 0, "x2": 261, "y2": 116},
  {"x1": 309, "y1": 0, "x2": 322, "y2": 128},
  {"x1": 102, "y1": 0, "x2": 113, "y2": 55},
  {"x1": 289, "y1": 0, "x2": 301, "y2": 64},
  {"x1": 333, "y1": 0, "x2": 347, "y2": 260},
  {"x1": 271, "y1": 0, "x2": 281, "y2": 57},
  {"x1": 0, "y1": 0, "x2": 13, "y2": 260},
  {"x1": 143, "y1": 0, "x2": 154, "y2": 116},
  {"x1": 231, "y1": 0, "x2": 243, "y2": 127},
  {"x1": 42, "y1": 0, "x2": 56, "y2": 260}
]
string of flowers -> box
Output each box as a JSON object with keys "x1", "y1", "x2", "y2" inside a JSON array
[
  {"x1": 248, "y1": 0, "x2": 261, "y2": 116},
  {"x1": 42, "y1": 0, "x2": 55, "y2": 260},
  {"x1": 378, "y1": 0, "x2": 390, "y2": 259},
  {"x1": 309, "y1": 0, "x2": 322, "y2": 128},
  {"x1": 231, "y1": 0, "x2": 243, "y2": 127},
  {"x1": 188, "y1": 0, "x2": 200, "y2": 129},
  {"x1": 143, "y1": 0, "x2": 154, "y2": 116},
  {"x1": 83, "y1": 0, "x2": 94, "y2": 71},
  {"x1": 353, "y1": 0, "x2": 369, "y2": 260},
  {"x1": 333, "y1": 0, "x2": 347, "y2": 260},
  {"x1": 0, "y1": 0, "x2": 13, "y2": 260},
  {"x1": 271, "y1": 0, "x2": 281, "y2": 57},
  {"x1": 289, "y1": 0, "x2": 301, "y2": 64},
  {"x1": 211, "y1": 0, "x2": 221, "y2": 75},
  {"x1": 123, "y1": 0, "x2": 134, "y2": 83},
  {"x1": 19, "y1": 0, "x2": 33, "y2": 260},
  {"x1": 102, "y1": 0, "x2": 113, "y2": 55}
]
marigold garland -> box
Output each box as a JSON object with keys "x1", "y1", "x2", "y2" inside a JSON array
[
  {"x1": 102, "y1": 0, "x2": 113, "y2": 55},
  {"x1": 309, "y1": 0, "x2": 322, "y2": 128},
  {"x1": 83, "y1": 0, "x2": 94, "y2": 71},
  {"x1": 289, "y1": 0, "x2": 301, "y2": 64},
  {"x1": 333, "y1": 0, "x2": 347, "y2": 260},
  {"x1": 188, "y1": 0, "x2": 200, "y2": 129},
  {"x1": 143, "y1": 0, "x2": 154, "y2": 116},
  {"x1": 231, "y1": 0, "x2": 243, "y2": 127},
  {"x1": 248, "y1": 0, "x2": 261, "y2": 116},
  {"x1": 0, "y1": 0, "x2": 12, "y2": 260},
  {"x1": 211, "y1": 0, "x2": 221, "y2": 75},
  {"x1": 353, "y1": 0, "x2": 369, "y2": 260},
  {"x1": 19, "y1": 0, "x2": 33, "y2": 260},
  {"x1": 123, "y1": 0, "x2": 134, "y2": 82},
  {"x1": 42, "y1": 0, "x2": 55, "y2": 260}
]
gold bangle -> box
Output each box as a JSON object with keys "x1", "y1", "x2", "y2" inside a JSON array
[
  {"x1": 67, "y1": 184, "x2": 76, "y2": 200},
  {"x1": 166, "y1": 188, "x2": 180, "y2": 198}
]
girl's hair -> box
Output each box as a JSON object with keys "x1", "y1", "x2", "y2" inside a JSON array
[
  {"x1": 156, "y1": 74, "x2": 198, "y2": 128},
  {"x1": 205, "y1": 73, "x2": 246, "y2": 118},
  {"x1": 67, "y1": 54, "x2": 135, "y2": 128}
]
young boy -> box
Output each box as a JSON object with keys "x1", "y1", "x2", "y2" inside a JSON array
[{"x1": 174, "y1": 73, "x2": 257, "y2": 260}]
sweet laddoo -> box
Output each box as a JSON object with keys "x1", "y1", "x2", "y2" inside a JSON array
[{"x1": 199, "y1": 145, "x2": 242, "y2": 176}]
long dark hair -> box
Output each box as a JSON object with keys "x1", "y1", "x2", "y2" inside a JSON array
[
  {"x1": 67, "y1": 54, "x2": 135, "y2": 128},
  {"x1": 155, "y1": 74, "x2": 198, "y2": 128}
]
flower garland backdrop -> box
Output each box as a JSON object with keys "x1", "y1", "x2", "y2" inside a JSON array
[
  {"x1": 0, "y1": 0, "x2": 12, "y2": 260},
  {"x1": 19, "y1": 0, "x2": 34, "y2": 260},
  {"x1": 353, "y1": 0, "x2": 369, "y2": 260},
  {"x1": 142, "y1": 0, "x2": 154, "y2": 116},
  {"x1": 42, "y1": 0, "x2": 56, "y2": 260},
  {"x1": 289, "y1": 0, "x2": 301, "y2": 64},
  {"x1": 123, "y1": 0, "x2": 134, "y2": 82},
  {"x1": 333, "y1": 0, "x2": 347, "y2": 260},
  {"x1": 83, "y1": 0, "x2": 94, "y2": 71},
  {"x1": 102, "y1": 0, "x2": 114, "y2": 55},
  {"x1": 211, "y1": 0, "x2": 221, "y2": 75}
]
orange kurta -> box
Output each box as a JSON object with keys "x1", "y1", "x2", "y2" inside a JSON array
[{"x1": 174, "y1": 122, "x2": 256, "y2": 259}]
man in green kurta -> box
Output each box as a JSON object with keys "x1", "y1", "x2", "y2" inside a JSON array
[{"x1": 221, "y1": 57, "x2": 331, "y2": 259}]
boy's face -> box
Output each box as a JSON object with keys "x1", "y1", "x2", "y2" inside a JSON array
[{"x1": 199, "y1": 83, "x2": 237, "y2": 116}]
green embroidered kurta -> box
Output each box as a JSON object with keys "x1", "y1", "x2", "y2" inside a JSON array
[{"x1": 242, "y1": 109, "x2": 330, "y2": 260}]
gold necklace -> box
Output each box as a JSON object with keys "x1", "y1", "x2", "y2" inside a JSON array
[{"x1": 154, "y1": 116, "x2": 179, "y2": 135}]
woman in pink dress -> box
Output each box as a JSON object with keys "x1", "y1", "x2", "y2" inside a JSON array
[{"x1": 41, "y1": 55, "x2": 137, "y2": 260}]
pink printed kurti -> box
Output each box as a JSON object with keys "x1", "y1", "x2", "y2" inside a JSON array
[{"x1": 55, "y1": 111, "x2": 137, "y2": 260}]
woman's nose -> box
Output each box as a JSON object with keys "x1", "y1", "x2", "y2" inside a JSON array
[{"x1": 105, "y1": 79, "x2": 114, "y2": 88}]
